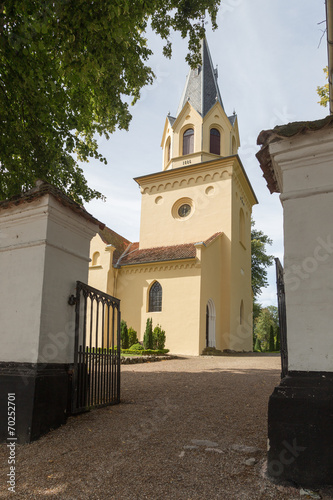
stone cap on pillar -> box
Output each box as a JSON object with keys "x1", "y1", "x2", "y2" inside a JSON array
[
  {"x1": 0, "y1": 179, "x2": 105, "y2": 230},
  {"x1": 256, "y1": 115, "x2": 333, "y2": 194}
]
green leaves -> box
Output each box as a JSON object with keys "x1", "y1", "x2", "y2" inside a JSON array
[
  {"x1": 251, "y1": 219, "x2": 274, "y2": 298},
  {"x1": 317, "y1": 66, "x2": 329, "y2": 108},
  {"x1": 0, "y1": 0, "x2": 221, "y2": 202}
]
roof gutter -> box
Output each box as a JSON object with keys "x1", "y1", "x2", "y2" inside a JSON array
[{"x1": 326, "y1": 0, "x2": 333, "y2": 115}]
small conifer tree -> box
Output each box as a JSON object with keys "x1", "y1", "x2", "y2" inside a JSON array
[
  {"x1": 128, "y1": 327, "x2": 139, "y2": 347},
  {"x1": 153, "y1": 325, "x2": 166, "y2": 350},
  {"x1": 143, "y1": 318, "x2": 153, "y2": 349},
  {"x1": 120, "y1": 320, "x2": 129, "y2": 349},
  {"x1": 145, "y1": 318, "x2": 153, "y2": 349}
]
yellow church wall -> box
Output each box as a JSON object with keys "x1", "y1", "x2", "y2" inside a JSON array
[
  {"x1": 137, "y1": 158, "x2": 236, "y2": 249},
  {"x1": 202, "y1": 103, "x2": 236, "y2": 157},
  {"x1": 228, "y1": 163, "x2": 255, "y2": 351},
  {"x1": 170, "y1": 103, "x2": 202, "y2": 161},
  {"x1": 88, "y1": 234, "x2": 114, "y2": 294},
  {"x1": 116, "y1": 262, "x2": 202, "y2": 355},
  {"x1": 161, "y1": 102, "x2": 241, "y2": 171},
  {"x1": 198, "y1": 235, "x2": 226, "y2": 353}
]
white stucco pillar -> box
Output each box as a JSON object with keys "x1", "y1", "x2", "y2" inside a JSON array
[
  {"x1": 0, "y1": 181, "x2": 102, "y2": 443},
  {"x1": 257, "y1": 116, "x2": 333, "y2": 486},
  {"x1": 264, "y1": 124, "x2": 333, "y2": 372}
]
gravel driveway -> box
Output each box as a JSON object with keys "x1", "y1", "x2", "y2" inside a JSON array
[{"x1": 1, "y1": 355, "x2": 332, "y2": 499}]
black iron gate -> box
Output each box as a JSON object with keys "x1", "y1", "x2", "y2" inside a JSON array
[
  {"x1": 275, "y1": 258, "x2": 288, "y2": 378},
  {"x1": 71, "y1": 281, "x2": 121, "y2": 413}
]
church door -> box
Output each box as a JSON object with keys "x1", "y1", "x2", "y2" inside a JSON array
[{"x1": 206, "y1": 299, "x2": 216, "y2": 348}]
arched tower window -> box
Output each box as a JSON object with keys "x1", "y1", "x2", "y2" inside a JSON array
[
  {"x1": 92, "y1": 251, "x2": 100, "y2": 266},
  {"x1": 183, "y1": 128, "x2": 194, "y2": 155},
  {"x1": 240, "y1": 300, "x2": 244, "y2": 325},
  {"x1": 148, "y1": 281, "x2": 162, "y2": 312},
  {"x1": 210, "y1": 128, "x2": 220, "y2": 155},
  {"x1": 239, "y1": 208, "x2": 245, "y2": 247}
]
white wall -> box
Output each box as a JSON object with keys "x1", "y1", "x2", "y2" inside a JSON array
[
  {"x1": 0, "y1": 194, "x2": 99, "y2": 364},
  {"x1": 269, "y1": 127, "x2": 333, "y2": 372}
]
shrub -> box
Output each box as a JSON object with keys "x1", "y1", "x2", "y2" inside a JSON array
[
  {"x1": 143, "y1": 318, "x2": 153, "y2": 349},
  {"x1": 121, "y1": 348, "x2": 170, "y2": 355},
  {"x1": 254, "y1": 337, "x2": 261, "y2": 352},
  {"x1": 128, "y1": 327, "x2": 139, "y2": 347},
  {"x1": 129, "y1": 343, "x2": 144, "y2": 351},
  {"x1": 153, "y1": 325, "x2": 166, "y2": 350},
  {"x1": 120, "y1": 320, "x2": 129, "y2": 349},
  {"x1": 275, "y1": 327, "x2": 280, "y2": 351}
]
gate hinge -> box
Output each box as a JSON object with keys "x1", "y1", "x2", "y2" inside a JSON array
[{"x1": 68, "y1": 295, "x2": 77, "y2": 306}]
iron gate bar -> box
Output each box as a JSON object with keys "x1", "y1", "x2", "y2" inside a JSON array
[
  {"x1": 71, "y1": 281, "x2": 121, "y2": 414},
  {"x1": 275, "y1": 258, "x2": 288, "y2": 379}
]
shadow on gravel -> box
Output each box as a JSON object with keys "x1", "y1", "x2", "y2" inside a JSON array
[{"x1": 1, "y1": 363, "x2": 332, "y2": 499}]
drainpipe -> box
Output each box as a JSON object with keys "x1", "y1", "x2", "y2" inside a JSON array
[{"x1": 326, "y1": 0, "x2": 333, "y2": 115}]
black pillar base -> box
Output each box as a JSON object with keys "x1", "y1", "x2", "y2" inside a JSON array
[
  {"x1": 267, "y1": 371, "x2": 333, "y2": 487},
  {"x1": 0, "y1": 363, "x2": 72, "y2": 444}
]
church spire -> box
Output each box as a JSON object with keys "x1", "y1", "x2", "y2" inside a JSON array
[{"x1": 176, "y1": 37, "x2": 224, "y2": 117}]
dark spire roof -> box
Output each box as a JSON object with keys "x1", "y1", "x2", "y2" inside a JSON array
[{"x1": 177, "y1": 38, "x2": 224, "y2": 117}]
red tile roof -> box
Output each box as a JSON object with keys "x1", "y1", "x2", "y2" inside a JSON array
[
  {"x1": 99, "y1": 227, "x2": 131, "y2": 264},
  {"x1": 116, "y1": 232, "x2": 222, "y2": 267},
  {"x1": 0, "y1": 180, "x2": 105, "y2": 229}
]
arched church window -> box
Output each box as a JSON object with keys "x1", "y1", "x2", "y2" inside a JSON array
[
  {"x1": 148, "y1": 281, "x2": 162, "y2": 312},
  {"x1": 183, "y1": 128, "x2": 194, "y2": 155},
  {"x1": 167, "y1": 140, "x2": 171, "y2": 162},
  {"x1": 210, "y1": 128, "x2": 220, "y2": 155},
  {"x1": 239, "y1": 208, "x2": 245, "y2": 247}
]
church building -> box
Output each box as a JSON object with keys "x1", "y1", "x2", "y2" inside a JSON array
[{"x1": 88, "y1": 38, "x2": 258, "y2": 355}]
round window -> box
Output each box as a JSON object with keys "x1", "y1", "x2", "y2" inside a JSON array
[
  {"x1": 172, "y1": 197, "x2": 194, "y2": 220},
  {"x1": 178, "y1": 204, "x2": 191, "y2": 218}
]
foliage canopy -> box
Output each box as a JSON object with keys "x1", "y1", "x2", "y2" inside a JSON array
[
  {"x1": 317, "y1": 67, "x2": 329, "y2": 108},
  {"x1": 0, "y1": 0, "x2": 220, "y2": 202},
  {"x1": 251, "y1": 219, "x2": 274, "y2": 298},
  {"x1": 254, "y1": 305, "x2": 279, "y2": 352}
]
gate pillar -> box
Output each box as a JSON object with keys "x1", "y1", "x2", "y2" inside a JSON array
[
  {"x1": 257, "y1": 117, "x2": 333, "y2": 486},
  {"x1": 0, "y1": 181, "x2": 103, "y2": 443}
]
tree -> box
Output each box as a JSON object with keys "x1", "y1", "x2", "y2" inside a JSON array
[
  {"x1": 254, "y1": 306, "x2": 279, "y2": 352},
  {"x1": 143, "y1": 318, "x2": 153, "y2": 350},
  {"x1": 317, "y1": 67, "x2": 329, "y2": 108},
  {"x1": 254, "y1": 337, "x2": 261, "y2": 352},
  {"x1": 0, "y1": 1, "x2": 220, "y2": 203},
  {"x1": 152, "y1": 325, "x2": 166, "y2": 350},
  {"x1": 251, "y1": 219, "x2": 274, "y2": 298},
  {"x1": 269, "y1": 324, "x2": 275, "y2": 352},
  {"x1": 120, "y1": 320, "x2": 129, "y2": 349},
  {"x1": 128, "y1": 327, "x2": 138, "y2": 348}
]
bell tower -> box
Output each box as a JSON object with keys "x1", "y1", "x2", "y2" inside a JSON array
[{"x1": 161, "y1": 38, "x2": 240, "y2": 171}]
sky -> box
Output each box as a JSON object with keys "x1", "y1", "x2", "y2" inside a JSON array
[{"x1": 81, "y1": 0, "x2": 328, "y2": 308}]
